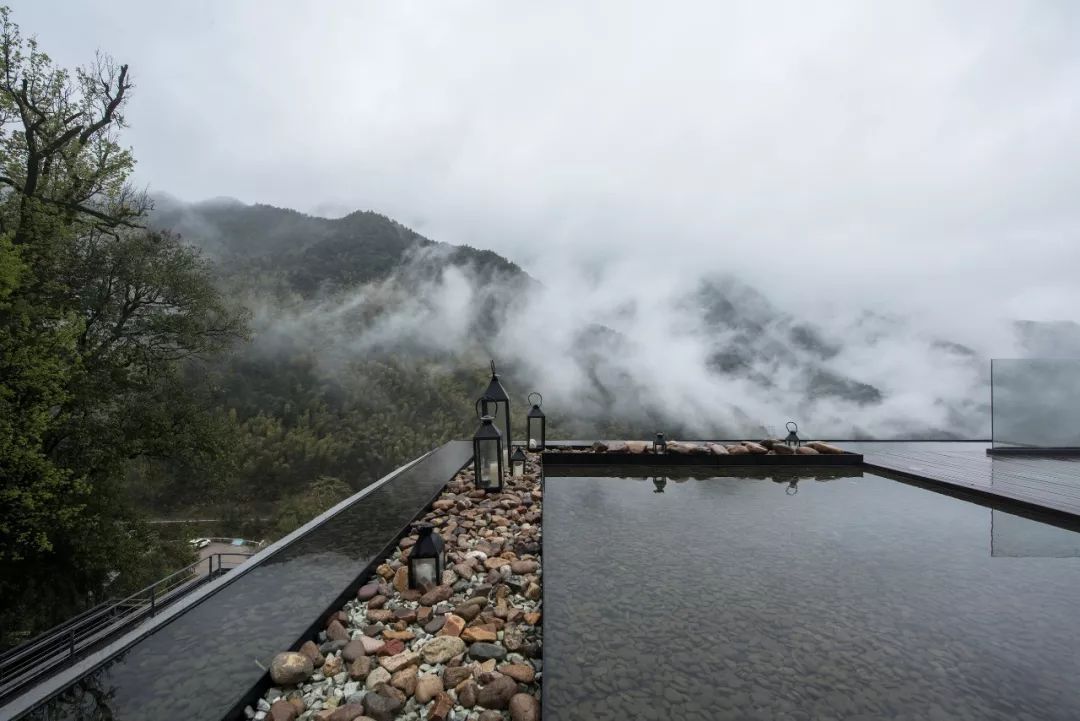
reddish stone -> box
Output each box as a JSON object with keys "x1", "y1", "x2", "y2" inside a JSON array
[
  {"x1": 298, "y1": 640, "x2": 324, "y2": 668},
  {"x1": 428, "y1": 692, "x2": 454, "y2": 721},
  {"x1": 437, "y1": 614, "x2": 466, "y2": 638},
  {"x1": 378, "y1": 638, "x2": 405, "y2": 657},
  {"x1": 461, "y1": 625, "x2": 498, "y2": 643},
  {"x1": 268, "y1": 700, "x2": 298, "y2": 721},
  {"x1": 366, "y1": 608, "x2": 394, "y2": 624},
  {"x1": 326, "y1": 619, "x2": 349, "y2": 642}
]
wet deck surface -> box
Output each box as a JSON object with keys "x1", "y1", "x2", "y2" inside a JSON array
[{"x1": 846, "y1": 442, "x2": 1080, "y2": 517}]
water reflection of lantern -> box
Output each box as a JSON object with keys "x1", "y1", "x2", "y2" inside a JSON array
[
  {"x1": 409, "y1": 523, "x2": 445, "y2": 589},
  {"x1": 653, "y1": 476, "x2": 668, "y2": 493},
  {"x1": 785, "y1": 421, "x2": 801, "y2": 449},
  {"x1": 473, "y1": 399, "x2": 504, "y2": 492},
  {"x1": 786, "y1": 480, "x2": 799, "y2": 495},
  {"x1": 654, "y1": 432, "x2": 667, "y2": 455},
  {"x1": 511, "y1": 446, "x2": 527, "y2": 478},
  {"x1": 526, "y1": 392, "x2": 546, "y2": 450}
]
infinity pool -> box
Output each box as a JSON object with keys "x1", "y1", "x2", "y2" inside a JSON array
[{"x1": 543, "y1": 468, "x2": 1080, "y2": 721}]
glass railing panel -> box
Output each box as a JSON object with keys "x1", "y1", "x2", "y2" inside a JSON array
[{"x1": 992, "y1": 358, "x2": 1080, "y2": 448}]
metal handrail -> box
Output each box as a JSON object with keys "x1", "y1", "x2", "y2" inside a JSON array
[{"x1": 0, "y1": 552, "x2": 253, "y2": 702}]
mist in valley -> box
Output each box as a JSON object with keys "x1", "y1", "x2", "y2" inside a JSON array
[{"x1": 19, "y1": 0, "x2": 1073, "y2": 439}]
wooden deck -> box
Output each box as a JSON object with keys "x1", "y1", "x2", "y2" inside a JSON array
[{"x1": 846, "y1": 442, "x2": 1080, "y2": 518}]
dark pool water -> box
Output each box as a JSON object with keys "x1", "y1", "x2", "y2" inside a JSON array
[
  {"x1": 16, "y1": 443, "x2": 472, "y2": 721},
  {"x1": 543, "y1": 469, "x2": 1080, "y2": 721}
]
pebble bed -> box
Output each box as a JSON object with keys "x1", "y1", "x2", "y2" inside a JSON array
[
  {"x1": 250, "y1": 453, "x2": 543, "y2": 721},
  {"x1": 579, "y1": 439, "x2": 847, "y2": 456}
]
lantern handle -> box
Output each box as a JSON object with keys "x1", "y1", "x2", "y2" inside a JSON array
[
  {"x1": 528, "y1": 392, "x2": 543, "y2": 407},
  {"x1": 490, "y1": 359, "x2": 497, "y2": 377},
  {"x1": 786, "y1": 421, "x2": 798, "y2": 434},
  {"x1": 476, "y1": 397, "x2": 499, "y2": 420}
]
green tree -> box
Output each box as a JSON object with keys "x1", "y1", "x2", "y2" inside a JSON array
[
  {"x1": 270, "y1": 475, "x2": 353, "y2": 536},
  {"x1": 0, "y1": 7, "x2": 245, "y2": 647}
]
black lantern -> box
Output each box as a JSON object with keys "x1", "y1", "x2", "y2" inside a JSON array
[
  {"x1": 526, "y1": 392, "x2": 546, "y2": 451},
  {"x1": 654, "y1": 432, "x2": 667, "y2": 455},
  {"x1": 409, "y1": 522, "x2": 445, "y2": 589},
  {"x1": 653, "y1": 476, "x2": 667, "y2": 493},
  {"x1": 784, "y1": 421, "x2": 801, "y2": 449},
  {"x1": 510, "y1": 446, "x2": 527, "y2": 478},
  {"x1": 473, "y1": 398, "x2": 504, "y2": 492},
  {"x1": 480, "y1": 360, "x2": 511, "y2": 463}
]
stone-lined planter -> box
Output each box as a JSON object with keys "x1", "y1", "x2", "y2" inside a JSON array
[
  {"x1": 543, "y1": 439, "x2": 862, "y2": 466},
  {"x1": 251, "y1": 454, "x2": 543, "y2": 721}
]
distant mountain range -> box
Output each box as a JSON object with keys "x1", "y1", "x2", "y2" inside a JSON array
[{"x1": 149, "y1": 195, "x2": 1080, "y2": 440}]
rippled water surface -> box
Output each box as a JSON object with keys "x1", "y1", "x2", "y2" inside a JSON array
[{"x1": 544, "y1": 470, "x2": 1080, "y2": 721}]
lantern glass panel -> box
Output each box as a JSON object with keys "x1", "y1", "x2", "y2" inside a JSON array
[
  {"x1": 482, "y1": 398, "x2": 511, "y2": 462},
  {"x1": 528, "y1": 417, "x2": 545, "y2": 450},
  {"x1": 411, "y1": 557, "x2": 439, "y2": 587},
  {"x1": 477, "y1": 438, "x2": 502, "y2": 488}
]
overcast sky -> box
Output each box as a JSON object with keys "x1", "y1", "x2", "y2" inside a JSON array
[{"x1": 10, "y1": 0, "x2": 1080, "y2": 336}]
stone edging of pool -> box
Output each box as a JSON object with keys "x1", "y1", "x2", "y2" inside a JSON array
[
  {"x1": 247, "y1": 453, "x2": 543, "y2": 721},
  {"x1": 541, "y1": 439, "x2": 862, "y2": 467}
]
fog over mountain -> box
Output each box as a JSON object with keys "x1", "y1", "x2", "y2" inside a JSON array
[
  {"x1": 16, "y1": 0, "x2": 1080, "y2": 436},
  {"x1": 151, "y1": 196, "x2": 1080, "y2": 439}
]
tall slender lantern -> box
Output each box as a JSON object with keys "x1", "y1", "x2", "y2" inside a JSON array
[
  {"x1": 654, "y1": 432, "x2": 667, "y2": 455},
  {"x1": 784, "y1": 421, "x2": 801, "y2": 449},
  {"x1": 473, "y1": 398, "x2": 505, "y2": 492},
  {"x1": 408, "y1": 523, "x2": 445, "y2": 589},
  {"x1": 511, "y1": 446, "x2": 527, "y2": 478},
  {"x1": 526, "y1": 392, "x2": 546, "y2": 451},
  {"x1": 480, "y1": 360, "x2": 511, "y2": 461}
]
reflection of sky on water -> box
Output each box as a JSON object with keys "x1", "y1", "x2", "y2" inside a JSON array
[
  {"x1": 545, "y1": 471, "x2": 1080, "y2": 721},
  {"x1": 991, "y1": 509, "x2": 1080, "y2": 557}
]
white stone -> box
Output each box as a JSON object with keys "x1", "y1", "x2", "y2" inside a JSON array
[{"x1": 366, "y1": 666, "x2": 391, "y2": 689}]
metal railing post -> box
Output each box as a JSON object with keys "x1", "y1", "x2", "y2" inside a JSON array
[
  {"x1": 68, "y1": 629, "x2": 75, "y2": 666},
  {"x1": 150, "y1": 585, "x2": 156, "y2": 616}
]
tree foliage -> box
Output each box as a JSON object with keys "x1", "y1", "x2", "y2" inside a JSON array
[{"x1": 0, "y1": 7, "x2": 245, "y2": 647}]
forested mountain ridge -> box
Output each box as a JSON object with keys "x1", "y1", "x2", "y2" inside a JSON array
[
  {"x1": 131, "y1": 197, "x2": 542, "y2": 535},
  {"x1": 149, "y1": 195, "x2": 528, "y2": 298}
]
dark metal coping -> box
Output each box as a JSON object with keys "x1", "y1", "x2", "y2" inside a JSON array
[
  {"x1": 2, "y1": 441, "x2": 472, "y2": 721},
  {"x1": 986, "y1": 447, "x2": 1080, "y2": 456},
  {"x1": 861, "y1": 458, "x2": 1080, "y2": 526},
  {"x1": 866, "y1": 463, "x2": 1080, "y2": 533}
]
